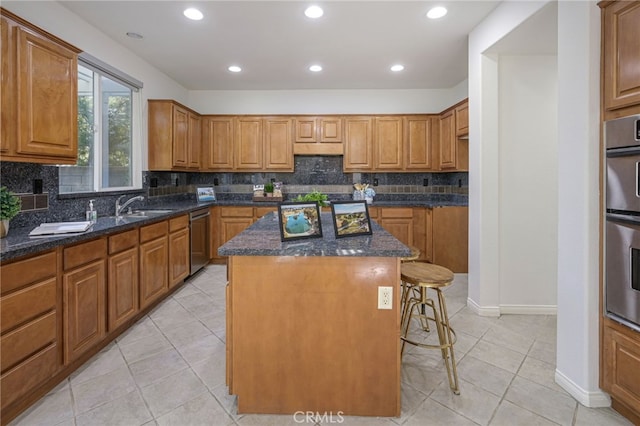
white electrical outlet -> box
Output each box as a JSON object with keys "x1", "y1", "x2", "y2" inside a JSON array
[{"x1": 378, "y1": 286, "x2": 393, "y2": 309}]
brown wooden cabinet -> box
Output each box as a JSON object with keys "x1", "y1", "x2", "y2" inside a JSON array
[
  {"x1": 439, "y1": 105, "x2": 469, "y2": 171},
  {"x1": 344, "y1": 117, "x2": 374, "y2": 171},
  {"x1": 139, "y1": 221, "x2": 169, "y2": 309},
  {"x1": 0, "y1": 9, "x2": 79, "y2": 164},
  {"x1": 378, "y1": 207, "x2": 415, "y2": 247},
  {"x1": 455, "y1": 101, "x2": 469, "y2": 136},
  {"x1": 602, "y1": 1, "x2": 640, "y2": 111},
  {"x1": 234, "y1": 117, "x2": 294, "y2": 171},
  {"x1": 169, "y1": 215, "x2": 190, "y2": 288},
  {"x1": 374, "y1": 117, "x2": 404, "y2": 170},
  {"x1": 293, "y1": 116, "x2": 343, "y2": 155},
  {"x1": 0, "y1": 250, "x2": 61, "y2": 413},
  {"x1": 107, "y1": 229, "x2": 139, "y2": 332},
  {"x1": 203, "y1": 116, "x2": 234, "y2": 170},
  {"x1": 432, "y1": 206, "x2": 468, "y2": 273},
  {"x1": 63, "y1": 239, "x2": 107, "y2": 364},
  {"x1": 405, "y1": 115, "x2": 436, "y2": 170},
  {"x1": 148, "y1": 100, "x2": 202, "y2": 171}
]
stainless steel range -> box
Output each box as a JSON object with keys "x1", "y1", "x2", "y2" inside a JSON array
[{"x1": 605, "y1": 114, "x2": 640, "y2": 332}]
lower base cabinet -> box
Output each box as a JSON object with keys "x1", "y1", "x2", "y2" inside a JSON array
[
  {"x1": 169, "y1": 215, "x2": 190, "y2": 288},
  {"x1": 63, "y1": 239, "x2": 107, "y2": 364},
  {"x1": 139, "y1": 221, "x2": 169, "y2": 309},
  {"x1": 602, "y1": 320, "x2": 640, "y2": 423},
  {"x1": 108, "y1": 229, "x2": 139, "y2": 332},
  {"x1": 432, "y1": 206, "x2": 468, "y2": 273}
]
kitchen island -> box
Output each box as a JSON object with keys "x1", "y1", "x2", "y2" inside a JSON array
[{"x1": 219, "y1": 211, "x2": 410, "y2": 417}]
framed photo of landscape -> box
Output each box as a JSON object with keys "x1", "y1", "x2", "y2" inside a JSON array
[
  {"x1": 330, "y1": 200, "x2": 372, "y2": 238},
  {"x1": 277, "y1": 202, "x2": 323, "y2": 242},
  {"x1": 196, "y1": 186, "x2": 216, "y2": 202}
]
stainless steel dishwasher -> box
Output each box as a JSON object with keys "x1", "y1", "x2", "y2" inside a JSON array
[{"x1": 190, "y1": 208, "x2": 210, "y2": 275}]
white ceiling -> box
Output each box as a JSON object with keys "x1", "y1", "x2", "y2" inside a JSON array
[{"x1": 59, "y1": 1, "x2": 502, "y2": 91}]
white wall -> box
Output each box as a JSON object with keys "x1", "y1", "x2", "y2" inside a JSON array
[
  {"x1": 189, "y1": 80, "x2": 468, "y2": 115},
  {"x1": 498, "y1": 55, "x2": 558, "y2": 312},
  {"x1": 555, "y1": 0, "x2": 607, "y2": 408}
]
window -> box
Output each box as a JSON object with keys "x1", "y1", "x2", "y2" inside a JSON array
[{"x1": 59, "y1": 56, "x2": 142, "y2": 194}]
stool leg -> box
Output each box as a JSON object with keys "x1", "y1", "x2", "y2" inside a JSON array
[
  {"x1": 400, "y1": 296, "x2": 417, "y2": 355},
  {"x1": 434, "y1": 288, "x2": 459, "y2": 395}
]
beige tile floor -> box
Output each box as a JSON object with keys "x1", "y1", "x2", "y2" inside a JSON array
[{"x1": 9, "y1": 264, "x2": 633, "y2": 426}]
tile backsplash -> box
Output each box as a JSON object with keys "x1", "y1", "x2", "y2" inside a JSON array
[{"x1": 1, "y1": 156, "x2": 467, "y2": 229}]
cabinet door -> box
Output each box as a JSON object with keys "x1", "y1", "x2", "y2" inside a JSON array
[
  {"x1": 455, "y1": 102, "x2": 469, "y2": 136},
  {"x1": 172, "y1": 105, "x2": 189, "y2": 167},
  {"x1": 319, "y1": 117, "x2": 343, "y2": 143},
  {"x1": 295, "y1": 117, "x2": 317, "y2": 143},
  {"x1": 404, "y1": 116, "x2": 434, "y2": 170},
  {"x1": 139, "y1": 237, "x2": 168, "y2": 309},
  {"x1": 1, "y1": 17, "x2": 14, "y2": 154},
  {"x1": 16, "y1": 27, "x2": 77, "y2": 160},
  {"x1": 264, "y1": 117, "x2": 293, "y2": 171},
  {"x1": 108, "y1": 248, "x2": 138, "y2": 332},
  {"x1": 432, "y1": 206, "x2": 468, "y2": 273},
  {"x1": 439, "y1": 109, "x2": 456, "y2": 170},
  {"x1": 603, "y1": 324, "x2": 640, "y2": 415},
  {"x1": 63, "y1": 260, "x2": 106, "y2": 363},
  {"x1": 344, "y1": 117, "x2": 373, "y2": 171},
  {"x1": 380, "y1": 208, "x2": 414, "y2": 247},
  {"x1": 374, "y1": 117, "x2": 403, "y2": 170},
  {"x1": 235, "y1": 117, "x2": 263, "y2": 170},
  {"x1": 169, "y1": 227, "x2": 190, "y2": 288},
  {"x1": 220, "y1": 218, "x2": 254, "y2": 247},
  {"x1": 188, "y1": 112, "x2": 202, "y2": 169},
  {"x1": 603, "y1": 1, "x2": 640, "y2": 110},
  {"x1": 203, "y1": 116, "x2": 234, "y2": 170}
]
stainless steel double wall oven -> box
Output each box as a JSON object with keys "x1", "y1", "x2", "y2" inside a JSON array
[{"x1": 606, "y1": 114, "x2": 640, "y2": 332}]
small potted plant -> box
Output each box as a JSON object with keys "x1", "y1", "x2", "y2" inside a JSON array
[
  {"x1": 0, "y1": 186, "x2": 21, "y2": 238},
  {"x1": 264, "y1": 182, "x2": 275, "y2": 197}
]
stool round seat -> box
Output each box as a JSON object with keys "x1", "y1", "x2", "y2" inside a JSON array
[
  {"x1": 400, "y1": 246, "x2": 421, "y2": 262},
  {"x1": 401, "y1": 262, "x2": 453, "y2": 287}
]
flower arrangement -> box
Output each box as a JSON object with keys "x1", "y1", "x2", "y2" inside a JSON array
[{"x1": 353, "y1": 183, "x2": 375, "y2": 202}]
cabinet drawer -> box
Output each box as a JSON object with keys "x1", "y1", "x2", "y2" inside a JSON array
[
  {"x1": 64, "y1": 238, "x2": 106, "y2": 270},
  {"x1": 1, "y1": 311, "x2": 56, "y2": 372},
  {"x1": 140, "y1": 220, "x2": 168, "y2": 243},
  {"x1": 169, "y1": 214, "x2": 189, "y2": 232},
  {"x1": 1, "y1": 343, "x2": 59, "y2": 410},
  {"x1": 220, "y1": 207, "x2": 253, "y2": 218},
  {"x1": 0, "y1": 251, "x2": 56, "y2": 295},
  {"x1": 1, "y1": 278, "x2": 56, "y2": 333},
  {"x1": 108, "y1": 229, "x2": 138, "y2": 254},
  {"x1": 380, "y1": 208, "x2": 413, "y2": 219},
  {"x1": 255, "y1": 207, "x2": 276, "y2": 219}
]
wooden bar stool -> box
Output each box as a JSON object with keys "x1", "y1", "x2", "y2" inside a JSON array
[
  {"x1": 400, "y1": 246, "x2": 421, "y2": 326},
  {"x1": 400, "y1": 262, "x2": 459, "y2": 395}
]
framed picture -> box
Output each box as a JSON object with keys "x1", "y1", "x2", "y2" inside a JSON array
[
  {"x1": 196, "y1": 187, "x2": 216, "y2": 202},
  {"x1": 330, "y1": 200, "x2": 372, "y2": 238},
  {"x1": 277, "y1": 202, "x2": 323, "y2": 242}
]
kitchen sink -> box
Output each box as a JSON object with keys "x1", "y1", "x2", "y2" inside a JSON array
[{"x1": 125, "y1": 209, "x2": 175, "y2": 217}]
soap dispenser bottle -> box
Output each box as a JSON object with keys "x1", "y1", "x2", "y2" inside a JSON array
[{"x1": 86, "y1": 199, "x2": 97, "y2": 223}]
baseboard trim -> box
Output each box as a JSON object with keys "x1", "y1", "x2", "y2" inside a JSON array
[
  {"x1": 500, "y1": 304, "x2": 557, "y2": 315},
  {"x1": 555, "y1": 369, "x2": 611, "y2": 408},
  {"x1": 466, "y1": 297, "x2": 500, "y2": 317}
]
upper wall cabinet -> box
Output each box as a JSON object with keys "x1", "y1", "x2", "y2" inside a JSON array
[
  {"x1": 603, "y1": 1, "x2": 640, "y2": 112},
  {"x1": 148, "y1": 100, "x2": 202, "y2": 171},
  {"x1": 344, "y1": 117, "x2": 374, "y2": 171},
  {"x1": 405, "y1": 115, "x2": 436, "y2": 170},
  {"x1": 234, "y1": 116, "x2": 294, "y2": 172},
  {"x1": 293, "y1": 116, "x2": 343, "y2": 155},
  {"x1": 202, "y1": 116, "x2": 234, "y2": 171},
  {"x1": 1, "y1": 10, "x2": 80, "y2": 164},
  {"x1": 455, "y1": 101, "x2": 469, "y2": 136},
  {"x1": 439, "y1": 101, "x2": 469, "y2": 172}
]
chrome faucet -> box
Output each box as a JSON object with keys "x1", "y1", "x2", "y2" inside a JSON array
[{"x1": 115, "y1": 195, "x2": 144, "y2": 217}]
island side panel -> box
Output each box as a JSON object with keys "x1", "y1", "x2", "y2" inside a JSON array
[{"x1": 229, "y1": 255, "x2": 401, "y2": 417}]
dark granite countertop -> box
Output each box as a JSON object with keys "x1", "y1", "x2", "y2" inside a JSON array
[
  {"x1": 0, "y1": 201, "x2": 215, "y2": 263},
  {"x1": 218, "y1": 212, "x2": 411, "y2": 257},
  {"x1": 1, "y1": 197, "x2": 463, "y2": 262}
]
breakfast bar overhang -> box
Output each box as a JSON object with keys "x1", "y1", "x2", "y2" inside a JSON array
[{"x1": 218, "y1": 211, "x2": 411, "y2": 417}]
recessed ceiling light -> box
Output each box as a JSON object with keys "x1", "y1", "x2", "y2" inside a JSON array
[
  {"x1": 126, "y1": 32, "x2": 143, "y2": 39},
  {"x1": 183, "y1": 8, "x2": 204, "y2": 21},
  {"x1": 309, "y1": 64, "x2": 323, "y2": 72},
  {"x1": 304, "y1": 5, "x2": 324, "y2": 19},
  {"x1": 228, "y1": 65, "x2": 242, "y2": 73},
  {"x1": 426, "y1": 6, "x2": 447, "y2": 19},
  {"x1": 390, "y1": 64, "x2": 405, "y2": 72}
]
